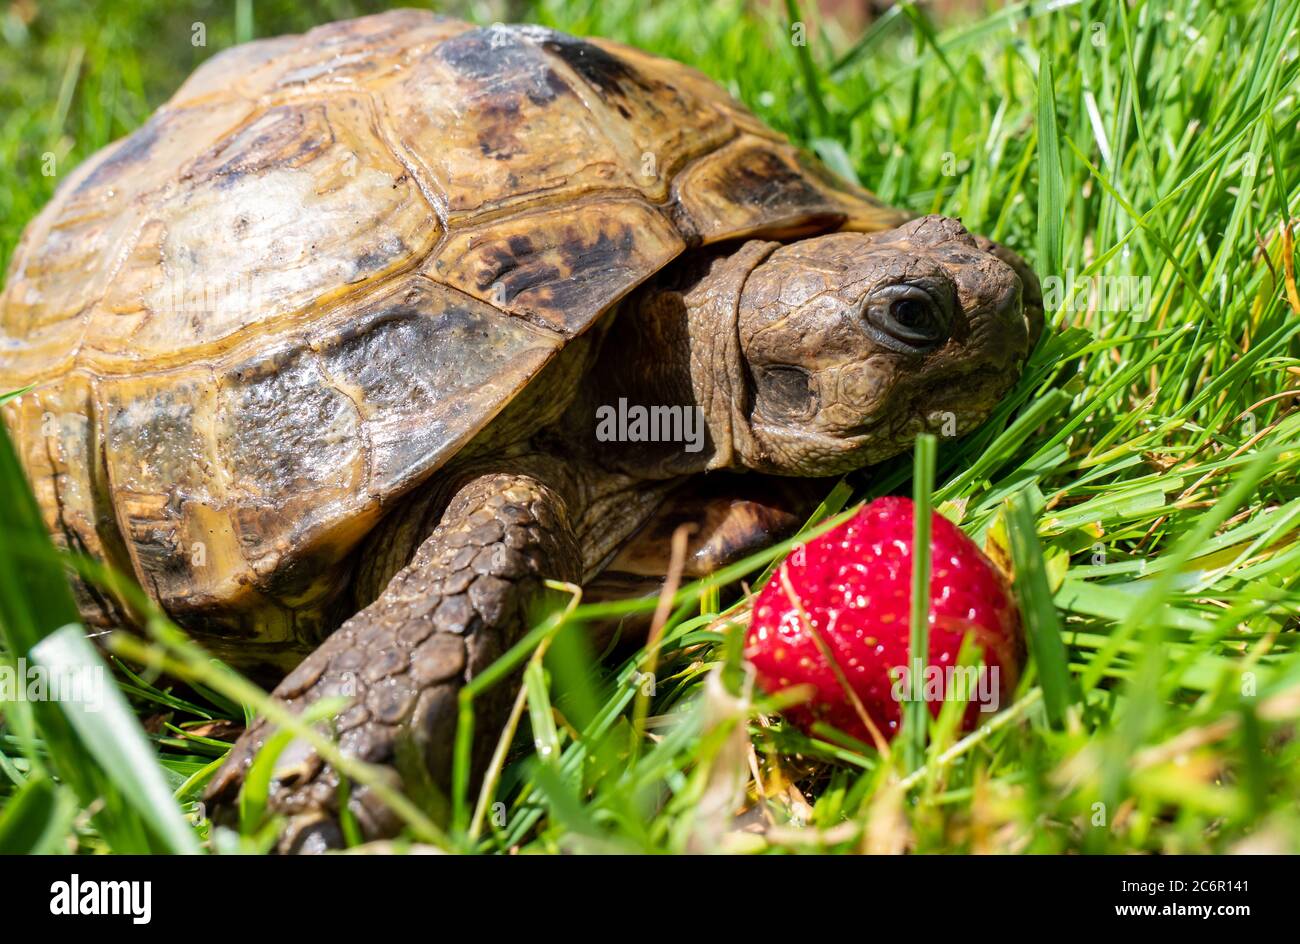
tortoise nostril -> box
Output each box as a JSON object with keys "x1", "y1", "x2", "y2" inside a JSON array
[{"x1": 754, "y1": 364, "x2": 818, "y2": 422}]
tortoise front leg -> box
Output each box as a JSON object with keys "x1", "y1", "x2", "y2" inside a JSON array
[{"x1": 205, "y1": 472, "x2": 582, "y2": 853}]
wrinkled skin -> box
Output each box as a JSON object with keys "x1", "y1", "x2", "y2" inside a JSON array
[{"x1": 206, "y1": 212, "x2": 1040, "y2": 851}]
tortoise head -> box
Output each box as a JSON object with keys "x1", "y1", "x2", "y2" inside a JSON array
[{"x1": 730, "y1": 215, "x2": 1042, "y2": 475}]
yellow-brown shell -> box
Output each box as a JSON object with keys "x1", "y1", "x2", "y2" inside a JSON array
[{"x1": 0, "y1": 10, "x2": 904, "y2": 642}]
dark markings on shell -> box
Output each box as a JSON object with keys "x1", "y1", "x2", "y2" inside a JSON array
[
  {"x1": 475, "y1": 98, "x2": 524, "y2": 160},
  {"x1": 352, "y1": 235, "x2": 409, "y2": 280},
  {"x1": 475, "y1": 226, "x2": 637, "y2": 307},
  {"x1": 314, "y1": 280, "x2": 556, "y2": 494},
  {"x1": 221, "y1": 347, "x2": 359, "y2": 498},
  {"x1": 437, "y1": 27, "x2": 582, "y2": 164},
  {"x1": 533, "y1": 30, "x2": 650, "y2": 103},
  {"x1": 103, "y1": 384, "x2": 203, "y2": 589},
  {"x1": 538, "y1": 229, "x2": 640, "y2": 308},
  {"x1": 716, "y1": 146, "x2": 825, "y2": 214},
  {"x1": 436, "y1": 26, "x2": 570, "y2": 108}
]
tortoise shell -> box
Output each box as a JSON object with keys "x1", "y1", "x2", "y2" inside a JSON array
[{"x1": 0, "y1": 11, "x2": 905, "y2": 653}]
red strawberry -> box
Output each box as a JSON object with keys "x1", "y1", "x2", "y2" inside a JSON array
[{"x1": 745, "y1": 496, "x2": 1023, "y2": 745}]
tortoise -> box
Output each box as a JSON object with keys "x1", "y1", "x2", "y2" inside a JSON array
[{"x1": 0, "y1": 10, "x2": 1042, "y2": 850}]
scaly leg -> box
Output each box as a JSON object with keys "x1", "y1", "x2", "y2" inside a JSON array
[{"x1": 205, "y1": 472, "x2": 581, "y2": 852}]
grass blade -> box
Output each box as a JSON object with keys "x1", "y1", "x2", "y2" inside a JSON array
[
  {"x1": 1035, "y1": 53, "x2": 1065, "y2": 280},
  {"x1": 1006, "y1": 491, "x2": 1076, "y2": 729},
  {"x1": 30, "y1": 625, "x2": 200, "y2": 854},
  {"x1": 903, "y1": 434, "x2": 937, "y2": 772},
  {"x1": 0, "y1": 775, "x2": 77, "y2": 854}
]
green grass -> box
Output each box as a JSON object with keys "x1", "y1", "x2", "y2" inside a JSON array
[{"x1": 2, "y1": 0, "x2": 1300, "y2": 854}]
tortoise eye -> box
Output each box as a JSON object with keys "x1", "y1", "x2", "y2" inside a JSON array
[
  {"x1": 862, "y1": 284, "x2": 949, "y2": 351},
  {"x1": 890, "y1": 297, "x2": 930, "y2": 330}
]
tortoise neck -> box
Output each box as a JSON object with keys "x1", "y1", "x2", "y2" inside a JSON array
[{"x1": 582, "y1": 239, "x2": 779, "y2": 478}]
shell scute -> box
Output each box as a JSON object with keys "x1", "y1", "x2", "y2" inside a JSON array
[
  {"x1": 383, "y1": 25, "x2": 637, "y2": 222},
  {"x1": 428, "y1": 197, "x2": 684, "y2": 336},
  {"x1": 87, "y1": 94, "x2": 436, "y2": 365}
]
